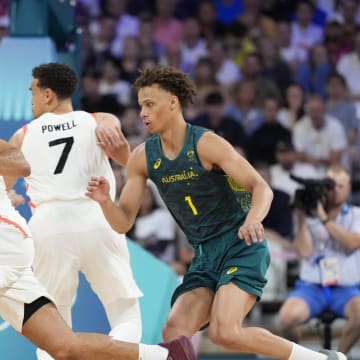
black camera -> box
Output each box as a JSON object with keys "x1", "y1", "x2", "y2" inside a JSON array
[{"x1": 291, "y1": 175, "x2": 336, "y2": 216}]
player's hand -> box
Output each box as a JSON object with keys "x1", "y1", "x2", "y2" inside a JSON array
[
  {"x1": 7, "y1": 189, "x2": 25, "y2": 207},
  {"x1": 86, "y1": 176, "x2": 111, "y2": 205},
  {"x1": 96, "y1": 126, "x2": 130, "y2": 166},
  {"x1": 238, "y1": 219, "x2": 264, "y2": 246}
]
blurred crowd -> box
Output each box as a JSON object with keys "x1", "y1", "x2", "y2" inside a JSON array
[{"x1": 1, "y1": 0, "x2": 360, "y2": 290}]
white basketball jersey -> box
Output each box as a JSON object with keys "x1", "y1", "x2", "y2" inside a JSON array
[{"x1": 21, "y1": 111, "x2": 116, "y2": 206}]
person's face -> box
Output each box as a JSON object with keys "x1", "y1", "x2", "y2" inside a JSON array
[
  {"x1": 263, "y1": 99, "x2": 278, "y2": 122},
  {"x1": 276, "y1": 22, "x2": 291, "y2": 46},
  {"x1": 286, "y1": 85, "x2": 304, "y2": 109},
  {"x1": 276, "y1": 150, "x2": 296, "y2": 169},
  {"x1": 138, "y1": 84, "x2": 177, "y2": 134},
  {"x1": 326, "y1": 170, "x2": 351, "y2": 207},
  {"x1": 307, "y1": 99, "x2": 325, "y2": 129},
  {"x1": 296, "y1": 3, "x2": 313, "y2": 26},
  {"x1": 244, "y1": 55, "x2": 261, "y2": 77},
  {"x1": 236, "y1": 82, "x2": 255, "y2": 104},
  {"x1": 311, "y1": 45, "x2": 328, "y2": 65},
  {"x1": 326, "y1": 77, "x2": 345, "y2": 99},
  {"x1": 30, "y1": 79, "x2": 50, "y2": 118}
]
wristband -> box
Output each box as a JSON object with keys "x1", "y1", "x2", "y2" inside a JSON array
[{"x1": 321, "y1": 217, "x2": 330, "y2": 225}]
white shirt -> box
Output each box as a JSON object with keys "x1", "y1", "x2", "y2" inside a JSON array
[
  {"x1": 300, "y1": 204, "x2": 360, "y2": 285},
  {"x1": 291, "y1": 23, "x2": 324, "y2": 53},
  {"x1": 21, "y1": 111, "x2": 115, "y2": 206},
  {"x1": 270, "y1": 162, "x2": 320, "y2": 199},
  {"x1": 337, "y1": 52, "x2": 360, "y2": 96},
  {"x1": 293, "y1": 114, "x2": 347, "y2": 174}
]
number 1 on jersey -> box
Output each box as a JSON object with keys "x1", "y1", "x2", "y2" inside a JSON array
[{"x1": 185, "y1": 195, "x2": 198, "y2": 215}]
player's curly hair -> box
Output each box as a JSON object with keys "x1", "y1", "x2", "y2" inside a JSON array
[
  {"x1": 133, "y1": 66, "x2": 196, "y2": 109},
  {"x1": 32, "y1": 62, "x2": 78, "y2": 100}
]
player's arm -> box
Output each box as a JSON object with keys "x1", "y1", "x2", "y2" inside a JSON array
[
  {"x1": 197, "y1": 132, "x2": 273, "y2": 245},
  {"x1": 0, "y1": 139, "x2": 30, "y2": 179},
  {"x1": 4, "y1": 129, "x2": 26, "y2": 190},
  {"x1": 94, "y1": 112, "x2": 130, "y2": 166},
  {"x1": 86, "y1": 143, "x2": 147, "y2": 233}
]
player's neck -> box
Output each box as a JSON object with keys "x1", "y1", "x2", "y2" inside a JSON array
[
  {"x1": 49, "y1": 99, "x2": 73, "y2": 115},
  {"x1": 159, "y1": 120, "x2": 187, "y2": 160}
]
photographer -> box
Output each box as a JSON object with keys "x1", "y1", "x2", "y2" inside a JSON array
[{"x1": 279, "y1": 165, "x2": 360, "y2": 356}]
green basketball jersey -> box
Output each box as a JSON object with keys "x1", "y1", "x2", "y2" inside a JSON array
[{"x1": 145, "y1": 123, "x2": 250, "y2": 246}]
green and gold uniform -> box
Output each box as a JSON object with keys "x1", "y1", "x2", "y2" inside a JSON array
[{"x1": 145, "y1": 124, "x2": 270, "y2": 302}]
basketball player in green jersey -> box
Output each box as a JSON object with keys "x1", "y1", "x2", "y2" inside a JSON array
[{"x1": 86, "y1": 66, "x2": 346, "y2": 360}]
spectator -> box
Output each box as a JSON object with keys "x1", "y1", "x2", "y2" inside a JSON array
[
  {"x1": 187, "y1": 57, "x2": 222, "y2": 121},
  {"x1": 153, "y1": 0, "x2": 184, "y2": 47},
  {"x1": 207, "y1": 38, "x2": 242, "y2": 92},
  {"x1": 323, "y1": 20, "x2": 352, "y2": 66},
  {"x1": 278, "y1": 83, "x2": 306, "y2": 131},
  {"x1": 270, "y1": 141, "x2": 320, "y2": 200},
  {"x1": 106, "y1": 0, "x2": 139, "y2": 58},
  {"x1": 224, "y1": 79, "x2": 262, "y2": 136},
  {"x1": 196, "y1": 0, "x2": 226, "y2": 41},
  {"x1": 242, "y1": 52, "x2": 282, "y2": 108},
  {"x1": 325, "y1": 72, "x2": 360, "y2": 175},
  {"x1": 193, "y1": 91, "x2": 246, "y2": 152},
  {"x1": 293, "y1": 94, "x2": 348, "y2": 176},
  {"x1": 277, "y1": 20, "x2": 308, "y2": 71},
  {"x1": 137, "y1": 14, "x2": 165, "y2": 59},
  {"x1": 223, "y1": 21, "x2": 257, "y2": 70},
  {"x1": 214, "y1": 0, "x2": 243, "y2": 25},
  {"x1": 295, "y1": 43, "x2": 333, "y2": 98},
  {"x1": 259, "y1": 37, "x2": 293, "y2": 99},
  {"x1": 236, "y1": 0, "x2": 277, "y2": 42},
  {"x1": 246, "y1": 96, "x2": 292, "y2": 165},
  {"x1": 79, "y1": 72, "x2": 123, "y2": 115},
  {"x1": 331, "y1": 0, "x2": 360, "y2": 28},
  {"x1": 337, "y1": 27, "x2": 360, "y2": 101},
  {"x1": 180, "y1": 17, "x2": 208, "y2": 75},
  {"x1": 291, "y1": 0, "x2": 324, "y2": 56},
  {"x1": 279, "y1": 165, "x2": 360, "y2": 356},
  {"x1": 119, "y1": 35, "x2": 142, "y2": 83},
  {"x1": 98, "y1": 55, "x2": 133, "y2": 106}
]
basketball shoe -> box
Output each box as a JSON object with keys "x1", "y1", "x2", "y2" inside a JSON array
[{"x1": 320, "y1": 349, "x2": 347, "y2": 359}]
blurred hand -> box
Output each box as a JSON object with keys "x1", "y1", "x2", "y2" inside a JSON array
[
  {"x1": 7, "y1": 189, "x2": 25, "y2": 207},
  {"x1": 86, "y1": 176, "x2": 111, "y2": 204}
]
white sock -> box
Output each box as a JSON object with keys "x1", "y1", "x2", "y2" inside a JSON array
[
  {"x1": 288, "y1": 343, "x2": 327, "y2": 360},
  {"x1": 138, "y1": 344, "x2": 168, "y2": 360}
]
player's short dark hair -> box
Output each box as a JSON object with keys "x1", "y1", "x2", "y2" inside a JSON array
[
  {"x1": 32, "y1": 62, "x2": 78, "y2": 100},
  {"x1": 133, "y1": 66, "x2": 196, "y2": 109}
]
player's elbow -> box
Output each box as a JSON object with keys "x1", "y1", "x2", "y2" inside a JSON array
[{"x1": 21, "y1": 162, "x2": 31, "y2": 177}]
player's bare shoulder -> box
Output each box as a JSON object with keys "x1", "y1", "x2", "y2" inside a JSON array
[{"x1": 197, "y1": 131, "x2": 233, "y2": 169}]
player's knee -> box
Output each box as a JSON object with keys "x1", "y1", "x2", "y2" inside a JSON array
[{"x1": 208, "y1": 323, "x2": 245, "y2": 350}]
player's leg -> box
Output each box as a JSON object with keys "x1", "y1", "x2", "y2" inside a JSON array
[
  {"x1": 209, "y1": 282, "x2": 347, "y2": 359},
  {"x1": 162, "y1": 286, "x2": 213, "y2": 341},
  {"x1": 30, "y1": 230, "x2": 79, "y2": 360},
  {"x1": 82, "y1": 227, "x2": 142, "y2": 342},
  {"x1": 333, "y1": 287, "x2": 360, "y2": 354},
  {"x1": 103, "y1": 297, "x2": 142, "y2": 342},
  {"x1": 30, "y1": 216, "x2": 80, "y2": 327},
  {"x1": 23, "y1": 302, "x2": 197, "y2": 360}
]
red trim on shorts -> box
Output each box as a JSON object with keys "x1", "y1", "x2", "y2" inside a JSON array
[{"x1": 0, "y1": 216, "x2": 30, "y2": 237}]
